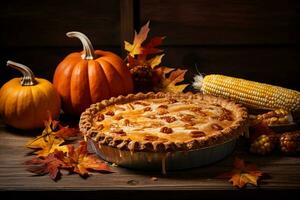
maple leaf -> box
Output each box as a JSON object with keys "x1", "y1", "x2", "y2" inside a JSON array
[
  {"x1": 153, "y1": 66, "x2": 174, "y2": 77},
  {"x1": 54, "y1": 125, "x2": 80, "y2": 140},
  {"x1": 26, "y1": 115, "x2": 81, "y2": 157},
  {"x1": 24, "y1": 150, "x2": 71, "y2": 181},
  {"x1": 66, "y1": 141, "x2": 113, "y2": 177},
  {"x1": 26, "y1": 134, "x2": 68, "y2": 157},
  {"x1": 142, "y1": 36, "x2": 165, "y2": 55},
  {"x1": 155, "y1": 68, "x2": 188, "y2": 93},
  {"x1": 147, "y1": 54, "x2": 165, "y2": 69},
  {"x1": 217, "y1": 158, "x2": 264, "y2": 188},
  {"x1": 125, "y1": 21, "x2": 150, "y2": 56}
]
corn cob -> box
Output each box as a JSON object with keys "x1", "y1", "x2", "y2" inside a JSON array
[{"x1": 193, "y1": 74, "x2": 300, "y2": 112}]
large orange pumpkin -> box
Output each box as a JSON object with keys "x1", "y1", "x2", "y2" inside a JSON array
[
  {"x1": 0, "y1": 61, "x2": 61, "y2": 130},
  {"x1": 53, "y1": 32, "x2": 133, "y2": 116}
]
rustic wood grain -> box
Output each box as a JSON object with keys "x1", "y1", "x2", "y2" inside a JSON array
[
  {"x1": 2, "y1": 46, "x2": 299, "y2": 90},
  {"x1": 0, "y1": 0, "x2": 121, "y2": 47},
  {"x1": 1, "y1": 1, "x2": 300, "y2": 198},
  {"x1": 120, "y1": 0, "x2": 135, "y2": 52},
  {"x1": 140, "y1": 0, "x2": 300, "y2": 45},
  {"x1": 0, "y1": 120, "x2": 300, "y2": 194},
  {"x1": 162, "y1": 46, "x2": 300, "y2": 90}
]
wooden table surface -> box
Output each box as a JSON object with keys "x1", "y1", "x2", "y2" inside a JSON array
[{"x1": 0, "y1": 119, "x2": 299, "y2": 199}]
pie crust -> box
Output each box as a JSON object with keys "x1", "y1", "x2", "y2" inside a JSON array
[{"x1": 79, "y1": 92, "x2": 248, "y2": 152}]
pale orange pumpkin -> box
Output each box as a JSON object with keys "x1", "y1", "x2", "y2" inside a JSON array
[
  {"x1": 0, "y1": 61, "x2": 61, "y2": 130},
  {"x1": 53, "y1": 32, "x2": 133, "y2": 116}
]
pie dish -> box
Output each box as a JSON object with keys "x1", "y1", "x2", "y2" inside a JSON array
[{"x1": 79, "y1": 92, "x2": 248, "y2": 153}]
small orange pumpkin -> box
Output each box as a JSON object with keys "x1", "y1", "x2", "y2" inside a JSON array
[
  {"x1": 0, "y1": 61, "x2": 61, "y2": 130},
  {"x1": 53, "y1": 32, "x2": 133, "y2": 116}
]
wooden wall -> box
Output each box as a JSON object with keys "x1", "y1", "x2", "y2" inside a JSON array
[
  {"x1": 0, "y1": 0, "x2": 122, "y2": 86},
  {"x1": 1, "y1": 0, "x2": 299, "y2": 90}
]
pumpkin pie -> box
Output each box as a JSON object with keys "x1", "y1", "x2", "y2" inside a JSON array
[{"x1": 79, "y1": 92, "x2": 248, "y2": 152}]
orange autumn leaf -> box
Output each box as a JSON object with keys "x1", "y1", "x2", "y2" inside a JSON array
[
  {"x1": 217, "y1": 158, "x2": 264, "y2": 188},
  {"x1": 25, "y1": 141, "x2": 113, "y2": 181},
  {"x1": 25, "y1": 116, "x2": 113, "y2": 181},
  {"x1": 153, "y1": 66, "x2": 174, "y2": 78},
  {"x1": 125, "y1": 21, "x2": 150, "y2": 56},
  {"x1": 66, "y1": 141, "x2": 113, "y2": 177},
  {"x1": 24, "y1": 150, "x2": 71, "y2": 181},
  {"x1": 156, "y1": 68, "x2": 188, "y2": 93}
]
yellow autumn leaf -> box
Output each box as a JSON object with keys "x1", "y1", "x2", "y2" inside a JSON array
[
  {"x1": 124, "y1": 21, "x2": 150, "y2": 56},
  {"x1": 27, "y1": 134, "x2": 68, "y2": 157},
  {"x1": 159, "y1": 69, "x2": 188, "y2": 93},
  {"x1": 148, "y1": 54, "x2": 165, "y2": 69}
]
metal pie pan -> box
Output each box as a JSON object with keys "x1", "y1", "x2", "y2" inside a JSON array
[{"x1": 88, "y1": 138, "x2": 237, "y2": 172}]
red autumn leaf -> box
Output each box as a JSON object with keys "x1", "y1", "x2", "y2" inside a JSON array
[
  {"x1": 142, "y1": 36, "x2": 165, "y2": 55},
  {"x1": 25, "y1": 116, "x2": 113, "y2": 181},
  {"x1": 54, "y1": 125, "x2": 80, "y2": 140},
  {"x1": 125, "y1": 21, "x2": 150, "y2": 56},
  {"x1": 155, "y1": 68, "x2": 188, "y2": 93},
  {"x1": 66, "y1": 141, "x2": 113, "y2": 177},
  {"x1": 24, "y1": 150, "x2": 71, "y2": 181},
  {"x1": 217, "y1": 158, "x2": 264, "y2": 188}
]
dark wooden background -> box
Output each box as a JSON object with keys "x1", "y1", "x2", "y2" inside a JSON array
[{"x1": 1, "y1": 0, "x2": 299, "y2": 90}]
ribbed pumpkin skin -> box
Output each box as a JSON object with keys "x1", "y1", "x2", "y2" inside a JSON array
[
  {"x1": 0, "y1": 78, "x2": 61, "y2": 130},
  {"x1": 53, "y1": 50, "x2": 133, "y2": 116}
]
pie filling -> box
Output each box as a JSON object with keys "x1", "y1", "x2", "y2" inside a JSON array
[{"x1": 80, "y1": 92, "x2": 248, "y2": 152}]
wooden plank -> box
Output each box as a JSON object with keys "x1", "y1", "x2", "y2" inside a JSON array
[
  {"x1": 140, "y1": 0, "x2": 300, "y2": 45},
  {"x1": 0, "y1": 0, "x2": 121, "y2": 47},
  {"x1": 120, "y1": 0, "x2": 135, "y2": 54},
  {"x1": 0, "y1": 121, "x2": 300, "y2": 192},
  {"x1": 161, "y1": 46, "x2": 300, "y2": 90},
  {"x1": 1, "y1": 46, "x2": 299, "y2": 90}
]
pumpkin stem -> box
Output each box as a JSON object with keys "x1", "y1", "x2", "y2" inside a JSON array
[
  {"x1": 7, "y1": 60, "x2": 37, "y2": 86},
  {"x1": 66, "y1": 31, "x2": 96, "y2": 60}
]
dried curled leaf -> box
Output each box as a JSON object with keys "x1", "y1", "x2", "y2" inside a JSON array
[
  {"x1": 24, "y1": 150, "x2": 71, "y2": 181},
  {"x1": 217, "y1": 158, "x2": 264, "y2": 188},
  {"x1": 155, "y1": 68, "x2": 188, "y2": 93},
  {"x1": 66, "y1": 141, "x2": 113, "y2": 177},
  {"x1": 25, "y1": 116, "x2": 113, "y2": 181},
  {"x1": 54, "y1": 125, "x2": 80, "y2": 140}
]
